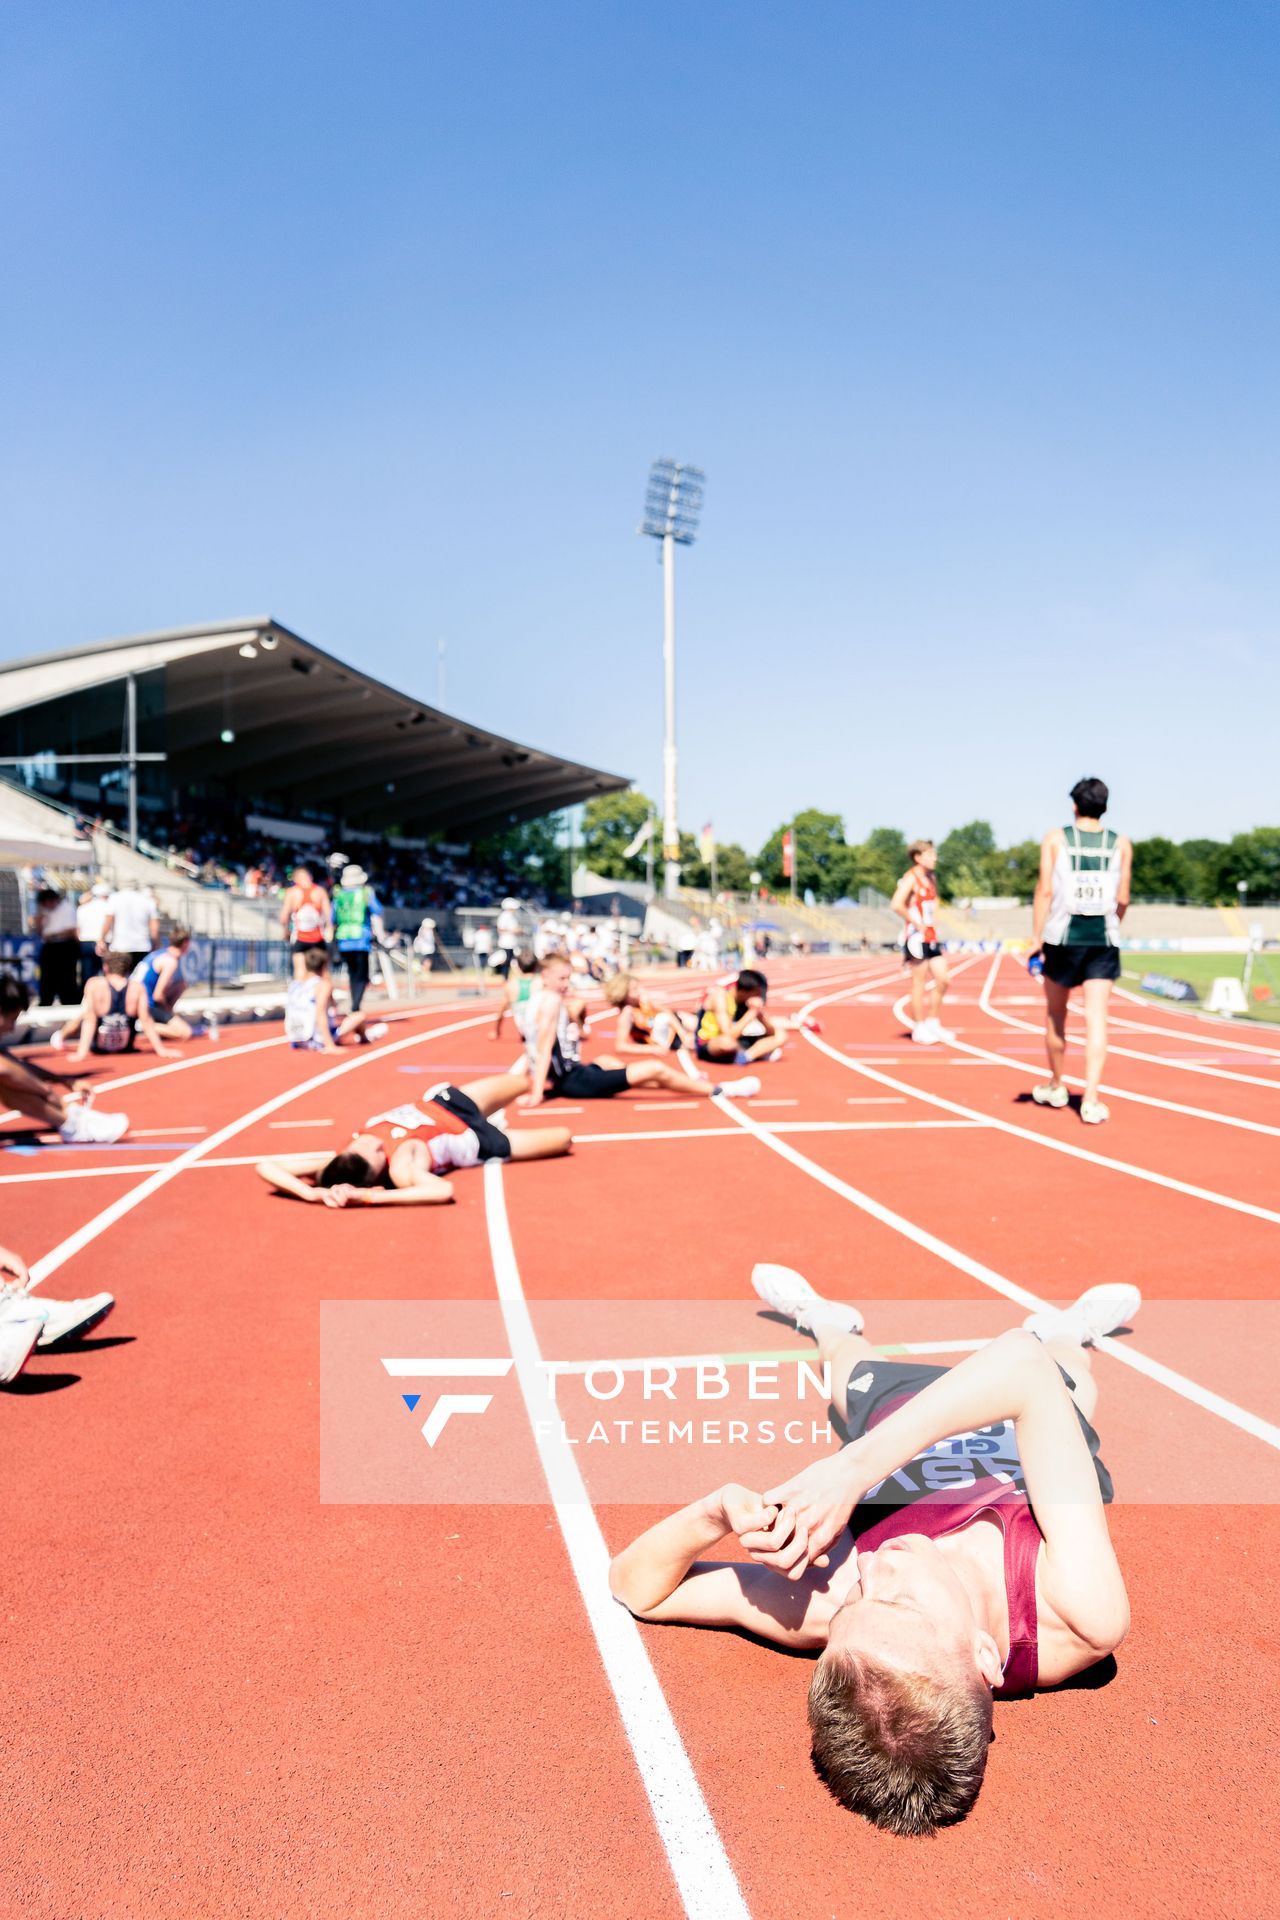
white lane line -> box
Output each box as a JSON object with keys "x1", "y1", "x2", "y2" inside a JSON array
[
  {"x1": 633, "y1": 1101, "x2": 700, "y2": 1111},
  {"x1": 746, "y1": 1098, "x2": 798, "y2": 1107},
  {"x1": 847, "y1": 1097, "x2": 907, "y2": 1105},
  {"x1": 1113, "y1": 984, "x2": 1280, "y2": 1051},
  {"x1": 481, "y1": 1157, "x2": 751, "y2": 1920},
  {"x1": 976, "y1": 953, "x2": 1280, "y2": 1099},
  {"x1": 25, "y1": 1010, "x2": 497, "y2": 1291},
  {"x1": 129, "y1": 1125, "x2": 208, "y2": 1136},
  {"x1": 269, "y1": 1118, "x2": 336, "y2": 1129},
  {"x1": 571, "y1": 1121, "x2": 988, "y2": 1144},
  {"x1": 800, "y1": 975, "x2": 1280, "y2": 1228},
  {"x1": 704, "y1": 1068, "x2": 1280, "y2": 1454}
]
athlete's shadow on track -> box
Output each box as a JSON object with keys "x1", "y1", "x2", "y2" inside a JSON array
[
  {"x1": 2, "y1": 1370, "x2": 81, "y2": 1394},
  {"x1": 1013, "y1": 1090, "x2": 1084, "y2": 1113}
]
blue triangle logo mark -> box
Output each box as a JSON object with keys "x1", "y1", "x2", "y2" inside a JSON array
[{"x1": 401, "y1": 1393, "x2": 421, "y2": 1412}]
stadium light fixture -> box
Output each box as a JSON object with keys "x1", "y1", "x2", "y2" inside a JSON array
[
  {"x1": 220, "y1": 728, "x2": 235, "y2": 744},
  {"x1": 639, "y1": 458, "x2": 705, "y2": 900},
  {"x1": 238, "y1": 642, "x2": 258, "y2": 659}
]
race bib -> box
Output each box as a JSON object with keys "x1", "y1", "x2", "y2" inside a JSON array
[
  {"x1": 96, "y1": 1012, "x2": 132, "y2": 1054},
  {"x1": 294, "y1": 903, "x2": 323, "y2": 934},
  {"x1": 1067, "y1": 872, "x2": 1108, "y2": 913}
]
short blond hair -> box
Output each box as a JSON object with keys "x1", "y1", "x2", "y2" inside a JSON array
[
  {"x1": 603, "y1": 971, "x2": 633, "y2": 1007},
  {"x1": 807, "y1": 1650, "x2": 992, "y2": 1836}
]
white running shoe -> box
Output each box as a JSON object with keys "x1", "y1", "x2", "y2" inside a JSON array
[
  {"x1": 932, "y1": 1023, "x2": 957, "y2": 1043},
  {"x1": 1023, "y1": 1283, "x2": 1141, "y2": 1349},
  {"x1": 1080, "y1": 1099, "x2": 1110, "y2": 1125},
  {"x1": 364, "y1": 1022, "x2": 389, "y2": 1041},
  {"x1": 27, "y1": 1292, "x2": 116, "y2": 1348},
  {"x1": 0, "y1": 1299, "x2": 43, "y2": 1384},
  {"x1": 750, "y1": 1263, "x2": 864, "y2": 1337},
  {"x1": 59, "y1": 1103, "x2": 128, "y2": 1145},
  {"x1": 911, "y1": 1020, "x2": 938, "y2": 1045},
  {"x1": 1032, "y1": 1082, "x2": 1070, "y2": 1109},
  {"x1": 715, "y1": 1076, "x2": 761, "y2": 1100}
]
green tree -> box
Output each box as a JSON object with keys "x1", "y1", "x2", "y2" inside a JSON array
[
  {"x1": 679, "y1": 837, "x2": 757, "y2": 894},
  {"x1": 1178, "y1": 839, "x2": 1229, "y2": 905},
  {"x1": 1225, "y1": 827, "x2": 1280, "y2": 901},
  {"x1": 936, "y1": 821, "x2": 998, "y2": 900},
  {"x1": 1130, "y1": 837, "x2": 1188, "y2": 900},
  {"x1": 758, "y1": 810, "x2": 856, "y2": 902},
  {"x1": 471, "y1": 811, "x2": 566, "y2": 881},
  {"x1": 988, "y1": 839, "x2": 1041, "y2": 900},
  {"x1": 847, "y1": 826, "x2": 909, "y2": 898},
  {"x1": 581, "y1": 790, "x2": 656, "y2": 880}
]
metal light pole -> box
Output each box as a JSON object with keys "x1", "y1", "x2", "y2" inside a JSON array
[{"x1": 640, "y1": 458, "x2": 704, "y2": 900}]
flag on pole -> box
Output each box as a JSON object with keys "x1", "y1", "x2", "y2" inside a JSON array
[
  {"x1": 698, "y1": 822, "x2": 714, "y2": 863},
  {"x1": 622, "y1": 818, "x2": 653, "y2": 860},
  {"x1": 781, "y1": 830, "x2": 794, "y2": 879}
]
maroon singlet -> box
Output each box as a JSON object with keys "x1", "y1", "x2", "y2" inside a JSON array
[{"x1": 854, "y1": 1485, "x2": 1042, "y2": 1697}]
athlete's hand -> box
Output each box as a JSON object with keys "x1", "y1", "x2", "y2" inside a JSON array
[
  {"x1": 715, "y1": 1483, "x2": 778, "y2": 1538},
  {"x1": 70, "y1": 1078, "x2": 93, "y2": 1097},
  {"x1": 0, "y1": 1244, "x2": 30, "y2": 1293},
  {"x1": 318, "y1": 1183, "x2": 370, "y2": 1209},
  {"x1": 518, "y1": 1090, "x2": 545, "y2": 1110},
  {"x1": 747, "y1": 1447, "x2": 873, "y2": 1578}
]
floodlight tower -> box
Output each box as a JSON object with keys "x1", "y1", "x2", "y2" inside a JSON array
[{"x1": 640, "y1": 458, "x2": 704, "y2": 899}]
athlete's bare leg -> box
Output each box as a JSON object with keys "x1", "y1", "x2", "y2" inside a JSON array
[
  {"x1": 812, "y1": 1318, "x2": 1099, "y2": 1423},
  {"x1": 160, "y1": 1013, "x2": 194, "y2": 1042},
  {"x1": 620, "y1": 1058, "x2": 727, "y2": 1099},
  {"x1": 507, "y1": 1127, "x2": 572, "y2": 1161},
  {"x1": 1081, "y1": 977, "x2": 1111, "y2": 1107},
  {"x1": 908, "y1": 962, "x2": 928, "y2": 1025},
  {"x1": 1041, "y1": 1337, "x2": 1098, "y2": 1422},
  {"x1": 926, "y1": 956, "x2": 949, "y2": 1023},
  {"x1": 461, "y1": 1071, "x2": 532, "y2": 1115},
  {"x1": 1044, "y1": 978, "x2": 1070, "y2": 1088}
]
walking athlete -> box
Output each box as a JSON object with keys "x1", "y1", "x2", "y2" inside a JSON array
[
  {"x1": 891, "y1": 839, "x2": 953, "y2": 1044},
  {"x1": 1029, "y1": 777, "x2": 1132, "y2": 1125}
]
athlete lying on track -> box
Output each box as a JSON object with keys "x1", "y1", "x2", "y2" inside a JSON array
[
  {"x1": 516, "y1": 954, "x2": 759, "y2": 1108},
  {"x1": 610, "y1": 1268, "x2": 1139, "y2": 1837},
  {"x1": 255, "y1": 1074, "x2": 570, "y2": 1208}
]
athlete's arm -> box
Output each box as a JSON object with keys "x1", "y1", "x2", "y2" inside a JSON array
[
  {"x1": 609, "y1": 1484, "x2": 806, "y2": 1633},
  {"x1": 750, "y1": 1330, "x2": 1106, "y2": 1576},
  {"x1": 314, "y1": 978, "x2": 341, "y2": 1053},
  {"x1": 890, "y1": 870, "x2": 917, "y2": 924},
  {"x1": 1116, "y1": 837, "x2": 1133, "y2": 922},
  {"x1": 521, "y1": 1002, "x2": 558, "y2": 1108},
  {"x1": 73, "y1": 985, "x2": 103, "y2": 1060},
  {"x1": 279, "y1": 891, "x2": 294, "y2": 935},
  {"x1": 129, "y1": 983, "x2": 173, "y2": 1057},
  {"x1": 1031, "y1": 830, "x2": 1062, "y2": 951},
  {"x1": 612, "y1": 1007, "x2": 649, "y2": 1055},
  {"x1": 255, "y1": 1155, "x2": 330, "y2": 1201}
]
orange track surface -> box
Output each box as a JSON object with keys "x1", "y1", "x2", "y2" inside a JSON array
[{"x1": 5, "y1": 956, "x2": 1277, "y2": 1917}]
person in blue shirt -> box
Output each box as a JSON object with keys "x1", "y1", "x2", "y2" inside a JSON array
[{"x1": 332, "y1": 864, "x2": 385, "y2": 1012}]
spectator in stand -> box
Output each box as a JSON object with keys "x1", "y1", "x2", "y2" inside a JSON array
[
  {"x1": 333, "y1": 864, "x2": 385, "y2": 1013},
  {"x1": 102, "y1": 882, "x2": 159, "y2": 973},
  {"x1": 30, "y1": 887, "x2": 80, "y2": 1005},
  {"x1": 76, "y1": 881, "x2": 111, "y2": 983},
  {"x1": 280, "y1": 863, "x2": 333, "y2": 980}
]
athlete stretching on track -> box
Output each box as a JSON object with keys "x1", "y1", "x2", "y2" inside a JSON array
[
  {"x1": 891, "y1": 839, "x2": 953, "y2": 1044},
  {"x1": 1029, "y1": 777, "x2": 1132, "y2": 1126},
  {"x1": 0, "y1": 971, "x2": 129, "y2": 1143},
  {"x1": 610, "y1": 1265, "x2": 1139, "y2": 1836},
  {"x1": 255, "y1": 1073, "x2": 571, "y2": 1207},
  {"x1": 516, "y1": 954, "x2": 759, "y2": 1108},
  {"x1": 603, "y1": 972, "x2": 694, "y2": 1054}
]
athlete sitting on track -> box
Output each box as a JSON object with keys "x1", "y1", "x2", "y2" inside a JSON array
[
  {"x1": 891, "y1": 839, "x2": 953, "y2": 1045},
  {"x1": 0, "y1": 970, "x2": 129, "y2": 1143},
  {"x1": 255, "y1": 1074, "x2": 571, "y2": 1208},
  {"x1": 285, "y1": 949, "x2": 380, "y2": 1053},
  {"x1": 610, "y1": 1264, "x2": 1139, "y2": 1837},
  {"x1": 0, "y1": 1240, "x2": 116, "y2": 1385},
  {"x1": 693, "y1": 969, "x2": 799, "y2": 1067},
  {"x1": 516, "y1": 954, "x2": 760, "y2": 1108},
  {"x1": 51, "y1": 949, "x2": 176, "y2": 1060},
  {"x1": 603, "y1": 971, "x2": 694, "y2": 1055}
]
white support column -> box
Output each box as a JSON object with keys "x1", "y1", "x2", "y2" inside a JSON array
[{"x1": 662, "y1": 532, "x2": 680, "y2": 900}]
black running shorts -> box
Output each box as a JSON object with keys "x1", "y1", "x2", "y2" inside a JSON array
[
  {"x1": 546, "y1": 1063, "x2": 631, "y2": 1100},
  {"x1": 1042, "y1": 944, "x2": 1120, "y2": 990}
]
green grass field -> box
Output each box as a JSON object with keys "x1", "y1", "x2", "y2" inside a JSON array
[{"x1": 1121, "y1": 949, "x2": 1280, "y2": 1026}]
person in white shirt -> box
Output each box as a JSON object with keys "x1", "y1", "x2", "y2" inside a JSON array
[
  {"x1": 76, "y1": 881, "x2": 111, "y2": 982},
  {"x1": 102, "y1": 885, "x2": 159, "y2": 970},
  {"x1": 495, "y1": 899, "x2": 523, "y2": 977}
]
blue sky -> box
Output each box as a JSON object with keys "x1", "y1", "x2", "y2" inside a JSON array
[{"x1": 2, "y1": 1, "x2": 1276, "y2": 850}]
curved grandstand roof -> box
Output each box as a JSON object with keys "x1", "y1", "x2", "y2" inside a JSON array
[{"x1": 0, "y1": 619, "x2": 628, "y2": 835}]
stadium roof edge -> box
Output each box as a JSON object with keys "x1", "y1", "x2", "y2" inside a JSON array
[{"x1": 0, "y1": 619, "x2": 631, "y2": 836}]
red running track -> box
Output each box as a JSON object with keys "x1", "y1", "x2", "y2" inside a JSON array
[{"x1": 3, "y1": 955, "x2": 1277, "y2": 1918}]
